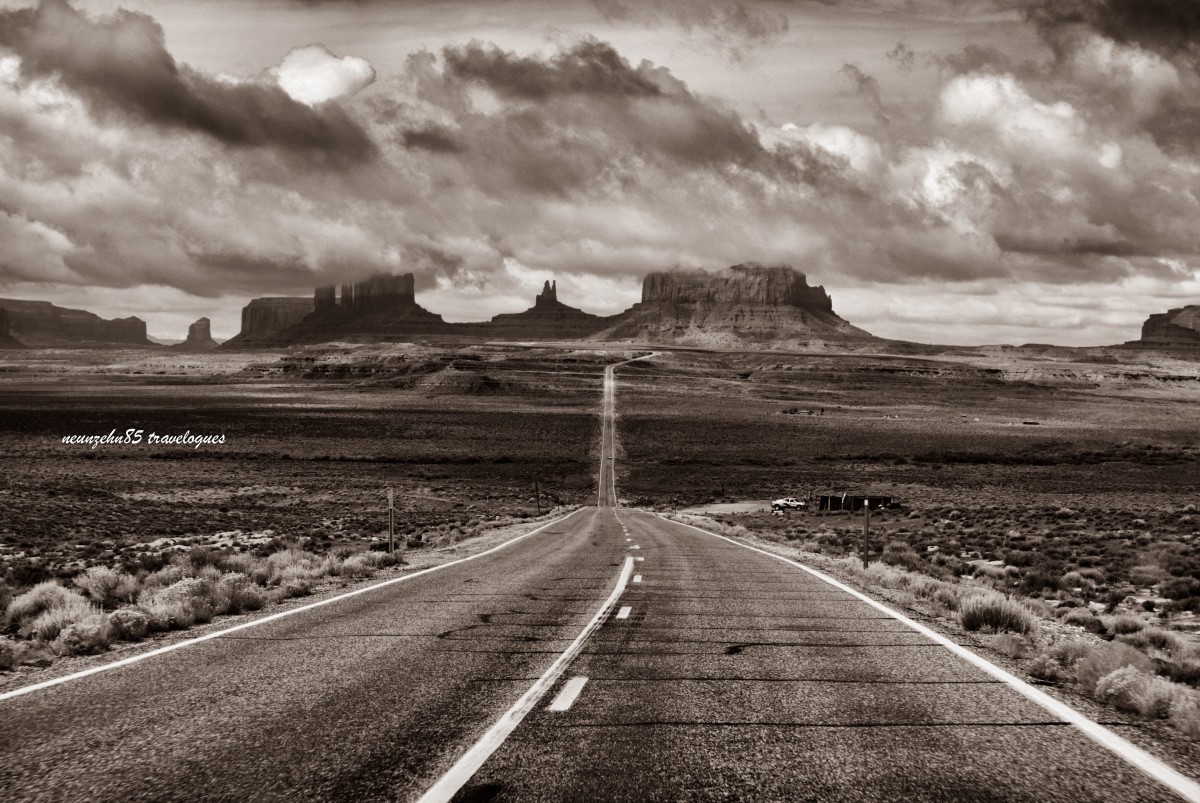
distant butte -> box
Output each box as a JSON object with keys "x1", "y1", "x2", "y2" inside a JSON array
[
  {"x1": 0, "y1": 307, "x2": 26, "y2": 349},
  {"x1": 172, "y1": 317, "x2": 220, "y2": 351},
  {"x1": 595, "y1": 263, "x2": 872, "y2": 345},
  {"x1": 0, "y1": 298, "x2": 149, "y2": 348},
  {"x1": 219, "y1": 265, "x2": 875, "y2": 349},
  {"x1": 1123, "y1": 305, "x2": 1200, "y2": 351}
]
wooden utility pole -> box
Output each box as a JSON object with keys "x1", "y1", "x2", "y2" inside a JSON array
[{"x1": 387, "y1": 487, "x2": 395, "y2": 553}]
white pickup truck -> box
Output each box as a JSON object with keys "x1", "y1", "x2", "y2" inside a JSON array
[{"x1": 772, "y1": 497, "x2": 807, "y2": 511}]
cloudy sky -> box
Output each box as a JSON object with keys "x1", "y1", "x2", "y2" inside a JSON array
[{"x1": 0, "y1": 0, "x2": 1197, "y2": 345}]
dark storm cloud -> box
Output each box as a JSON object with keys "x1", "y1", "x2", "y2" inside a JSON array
[
  {"x1": 437, "y1": 39, "x2": 790, "y2": 181},
  {"x1": 400, "y1": 125, "x2": 464, "y2": 153},
  {"x1": 0, "y1": 0, "x2": 377, "y2": 163},
  {"x1": 1024, "y1": 0, "x2": 1200, "y2": 62},
  {"x1": 442, "y1": 39, "x2": 665, "y2": 100},
  {"x1": 591, "y1": 0, "x2": 788, "y2": 42},
  {"x1": 839, "y1": 63, "x2": 891, "y2": 127}
]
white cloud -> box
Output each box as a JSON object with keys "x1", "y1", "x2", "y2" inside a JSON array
[
  {"x1": 270, "y1": 45, "x2": 376, "y2": 106},
  {"x1": 939, "y1": 73, "x2": 1083, "y2": 156}
]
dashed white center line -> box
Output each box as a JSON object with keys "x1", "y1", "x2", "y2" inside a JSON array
[
  {"x1": 547, "y1": 676, "x2": 589, "y2": 712},
  {"x1": 633, "y1": 574, "x2": 642, "y2": 583},
  {"x1": 625, "y1": 538, "x2": 631, "y2": 542},
  {"x1": 635, "y1": 557, "x2": 644, "y2": 562},
  {"x1": 630, "y1": 545, "x2": 640, "y2": 550},
  {"x1": 616, "y1": 606, "x2": 632, "y2": 619}
]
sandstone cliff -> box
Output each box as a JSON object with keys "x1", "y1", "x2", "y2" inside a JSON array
[
  {"x1": 0, "y1": 299, "x2": 150, "y2": 347},
  {"x1": 597, "y1": 264, "x2": 872, "y2": 345},
  {"x1": 222, "y1": 297, "x2": 315, "y2": 347},
  {"x1": 172, "y1": 317, "x2": 220, "y2": 351},
  {"x1": 1126, "y1": 306, "x2": 1200, "y2": 350},
  {"x1": 277, "y1": 273, "x2": 449, "y2": 343},
  {"x1": 0, "y1": 307, "x2": 26, "y2": 348}
]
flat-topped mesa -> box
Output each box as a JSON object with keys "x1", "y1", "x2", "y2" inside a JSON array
[
  {"x1": 0, "y1": 299, "x2": 151, "y2": 347},
  {"x1": 641, "y1": 263, "x2": 834, "y2": 308},
  {"x1": 1129, "y1": 305, "x2": 1200, "y2": 350},
  {"x1": 347, "y1": 273, "x2": 416, "y2": 306},
  {"x1": 0, "y1": 307, "x2": 26, "y2": 348},
  {"x1": 599, "y1": 263, "x2": 873, "y2": 344},
  {"x1": 272, "y1": 272, "x2": 447, "y2": 343},
  {"x1": 173, "y1": 317, "x2": 220, "y2": 351},
  {"x1": 222, "y1": 297, "x2": 315, "y2": 347}
]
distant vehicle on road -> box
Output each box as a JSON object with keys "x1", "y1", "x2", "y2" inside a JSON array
[{"x1": 772, "y1": 497, "x2": 807, "y2": 511}]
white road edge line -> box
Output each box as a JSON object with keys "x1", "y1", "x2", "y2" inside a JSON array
[
  {"x1": 654, "y1": 512, "x2": 1200, "y2": 803},
  {"x1": 547, "y1": 676, "x2": 589, "y2": 712},
  {"x1": 416, "y1": 555, "x2": 634, "y2": 803},
  {"x1": 616, "y1": 606, "x2": 632, "y2": 619},
  {"x1": 0, "y1": 508, "x2": 589, "y2": 705}
]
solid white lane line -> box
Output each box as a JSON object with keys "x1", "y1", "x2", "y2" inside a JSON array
[
  {"x1": 633, "y1": 575, "x2": 642, "y2": 583},
  {"x1": 616, "y1": 606, "x2": 632, "y2": 619},
  {"x1": 547, "y1": 676, "x2": 589, "y2": 712},
  {"x1": 416, "y1": 556, "x2": 635, "y2": 803},
  {"x1": 0, "y1": 509, "x2": 590, "y2": 705},
  {"x1": 655, "y1": 512, "x2": 1200, "y2": 803}
]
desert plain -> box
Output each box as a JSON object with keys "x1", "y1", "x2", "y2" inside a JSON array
[{"x1": 3, "y1": 341, "x2": 1200, "y2": 778}]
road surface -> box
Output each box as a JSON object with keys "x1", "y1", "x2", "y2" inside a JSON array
[{"x1": 1, "y1": 355, "x2": 1196, "y2": 802}]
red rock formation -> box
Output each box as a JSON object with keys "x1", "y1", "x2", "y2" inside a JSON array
[
  {"x1": 487, "y1": 280, "x2": 614, "y2": 339},
  {"x1": 277, "y1": 272, "x2": 448, "y2": 343},
  {"x1": 0, "y1": 307, "x2": 27, "y2": 349},
  {"x1": 172, "y1": 317, "x2": 220, "y2": 351},
  {"x1": 0, "y1": 299, "x2": 150, "y2": 347},
  {"x1": 315, "y1": 285, "x2": 336, "y2": 312},
  {"x1": 1130, "y1": 306, "x2": 1200, "y2": 350},
  {"x1": 222, "y1": 297, "x2": 315, "y2": 347},
  {"x1": 598, "y1": 263, "x2": 871, "y2": 344}
]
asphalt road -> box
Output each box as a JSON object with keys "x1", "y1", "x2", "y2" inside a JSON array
[{"x1": 1, "y1": 355, "x2": 1197, "y2": 802}]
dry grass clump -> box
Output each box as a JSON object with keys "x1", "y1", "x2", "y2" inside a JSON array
[
  {"x1": 1075, "y1": 641, "x2": 1155, "y2": 692},
  {"x1": 5, "y1": 582, "x2": 96, "y2": 641},
  {"x1": 1, "y1": 540, "x2": 407, "y2": 667},
  {"x1": 1094, "y1": 666, "x2": 1187, "y2": 719},
  {"x1": 53, "y1": 614, "x2": 113, "y2": 656},
  {"x1": 1106, "y1": 614, "x2": 1146, "y2": 635},
  {"x1": 74, "y1": 567, "x2": 139, "y2": 609},
  {"x1": 0, "y1": 638, "x2": 16, "y2": 671},
  {"x1": 960, "y1": 593, "x2": 1036, "y2": 635}
]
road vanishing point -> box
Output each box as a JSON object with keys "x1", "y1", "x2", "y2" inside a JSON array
[{"x1": 1, "y1": 352, "x2": 1198, "y2": 802}]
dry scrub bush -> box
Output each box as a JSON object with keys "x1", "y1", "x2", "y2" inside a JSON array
[
  {"x1": 108, "y1": 607, "x2": 151, "y2": 641},
  {"x1": 5, "y1": 582, "x2": 85, "y2": 632},
  {"x1": 53, "y1": 614, "x2": 113, "y2": 656},
  {"x1": 1172, "y1": 698, "x2": 1200, "y2": 739},
  {"x1": 0, "y1": 638, "x2": 15, "y2": 670},
  {"x1": 219, "y1": 573, "x2": 266, "y2": 613},
  {"x1": 1075, "y1": 641, "x2": 1155, "y2": 693},
  {"x1": 139, "y1": 578, "x2": 218, "y2": 629},
  {"x1": 1094, "y1": 666, "x2": 1185, "y2": 719},
  {"x1": 142, "y1": 565, "x2": 188, "y2": 591},
  {"x1": 960, "y1": 594, "x2": 1036, "y2": 635},
  {"x1": 74, "y1": 567, "x2": 140, "y2": 609},
  {"x1": 1106, "y1": 615, "x2": 1146, "y2": 635},
  {"x1": 5, "y1": 583, "x2": 97, "y2": 642}
]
